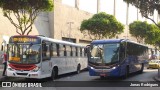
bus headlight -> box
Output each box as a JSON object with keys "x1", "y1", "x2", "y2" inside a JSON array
[
  {"x1": 112, "y1": 67, "x2": 116, "y2": 69},
  {"x1": 8, "y1": 68, "x2": 14, "y2": 71},
  {"x1": 31, "y1": 67, "x2": 40, "y2": 72},
  {"x1": 90, "y1": 67, "x2": 94, "y2": 69}
]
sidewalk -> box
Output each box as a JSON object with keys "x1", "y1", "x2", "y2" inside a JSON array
[
  {"x1": 0, "y1": 65, "x2": 5, "y2": 80},
  {"x1": 153, "y1": 68, "x2": 160, "y2": 82},
  {"x1": 153, "y1": 76, "x2": 160, "y2": 82}
]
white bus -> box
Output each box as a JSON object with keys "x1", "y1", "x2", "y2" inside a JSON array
[{"x1": 6, "y1": 35, "x2": 87, "y2": 80}]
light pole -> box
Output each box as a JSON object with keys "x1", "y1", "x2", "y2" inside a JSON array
[
  {"x1": 97, "y1": 0, "x2": 100, "y2": 13},
  {"x1": 126, "y1": 2, "x2": 129, "y2": 39},
  {"x1": 67, "y1": 22, "x2": 74, "y2": 42},
  {"x1": 113, "y1": 0, "x2": 116, "y2": 16}
]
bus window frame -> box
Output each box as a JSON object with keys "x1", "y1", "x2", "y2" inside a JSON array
[
  {"x1": 119, "y1": 42, "x2": 127, "y2": 62},
  {"x1": 50, "y1": 43, "x2": 59, "y2": 57},
  {"x1": 70, "y1": 46, "x2": 73, "y2": 57},
  {"x1": 42, "y1": 40, "x2": 51, "y2": 61}
]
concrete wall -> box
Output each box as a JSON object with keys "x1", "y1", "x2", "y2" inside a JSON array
[
  {"x1": 51, "y1": 0, "x2": 138, "y2": 45},
  {"x1": 51, "y1": 0, "x2": 93, "y2": 44},
  {"x1": 0, "y1": 0, "x2": 146, "y2": 46}
]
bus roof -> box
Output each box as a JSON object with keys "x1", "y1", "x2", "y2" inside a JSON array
[
  {"x1": 91, "y1": 39, "x2": 148, "y2": 47},
  {"x1": 91, "y1": 39, "x2": 124, "y2": 44},
  {"x1": 10, "y1": 35, "x2": 85, "y2": 47},
  {"x1": 37, "y1": 36, "x2": 85, "y2": 47}
]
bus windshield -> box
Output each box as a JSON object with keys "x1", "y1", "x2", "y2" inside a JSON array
[
  {"x1": 90, "y1": 43, "x2": 120, "y2": 65},
  {"x1": 8, "y1": 43, "x2": 41, "y2": 64}
]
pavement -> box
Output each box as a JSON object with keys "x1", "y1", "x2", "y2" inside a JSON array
[
  {"x1": 0, "y1": 66, "x2": 160, "y2": 82},
  {"x1": 0, "y1": 65, "x2": 4, "y2": 80},
  {"x1": 153, "y1": 68, "x2": 160, "y2": 82},
  {"x1": 153, "y1": 76, "x2": 160, "y2": 82}
]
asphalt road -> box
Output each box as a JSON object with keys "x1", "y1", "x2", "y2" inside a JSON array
[{"x1": 0, "y1": 68, "x2": 160, "y2": 90}]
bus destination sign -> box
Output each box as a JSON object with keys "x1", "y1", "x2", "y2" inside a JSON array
[{"x1": 9, "y1": 36, "x2": 40, "y2": 43}]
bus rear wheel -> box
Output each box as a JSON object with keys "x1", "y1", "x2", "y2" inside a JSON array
[
  {"x1": 51, "y1": 68, "x2": 58, "y2": 80},
  {"x1": 139, "y1": 63, "x2": 144, "y2": 74},
  {"x1": 76, "y1": 64, "x2": 81, "y2": 74},
  {"x1": 123, "y1": 66, "x2": 129, "y2": 79}
]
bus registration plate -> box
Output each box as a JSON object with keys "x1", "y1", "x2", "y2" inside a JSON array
[{"x1": 100, "y1": 73, "x2": 106, "y2": 76}]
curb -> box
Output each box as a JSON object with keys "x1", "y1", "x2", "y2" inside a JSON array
[{"x1": 153, "y1": 76, "x2": 160, "y2": 82}]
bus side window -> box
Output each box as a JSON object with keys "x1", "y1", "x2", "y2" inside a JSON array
[
  {"x1": 50, "y1": 43, "x2": 53, "y2": 56},
  {"x1": 63, "y1": 45, "x2": 67, "y2": 56},
  {"x1": 51, "y1": 43, "x2": 58, "y2": 57},
  {"x1": 70, "y1": 46, "x2": 73, "y2": 57},
  {"x1": 120, "y1": 42, "x2": 126, "y2": 62},
  {"x1": 72, "y1": 47, "x2": 76, "y2": 57},
  {"x1": 75, "y1": 47, "x2": 78, "y2": 57},
  {"x1": 42, "y1": 41, "x2": 50, "y2": 61},
  {"x1": 59, "y1": 44, "x2": 64, "y2": 57},
  {"x1": 80, "y1": 48, "x2": 82, "y2": 57},
  {"x1": 77, "y1": 48, "x2": 80, "y2": 57},
  {"x1": 82, "y1": 48, "x2": 84, "y2": 57},
  {"x1": 56, "y1": 44, "x2": 60, "y2": 56}
]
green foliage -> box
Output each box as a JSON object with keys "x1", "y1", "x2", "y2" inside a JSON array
[
  {"x1": 144, "y1": 23, "x2": 160, "y2": 49},
  {"x1": 0, "y1": 0, "x2": 54, "y2": 35},
  {"x1": 80, "y1": 12, "x2": 124, "y2": 40},
  {"x1": 123, "y1": 0, "x2": 160, "y2": 28},
  {"x1": 0, "y1": 0, "x2": 53, "y2": 11},
  {"x1": 129, "y1": 20, "x2": 160, "y2": 48},
  {"x1": 145, "y1": 24, "x2": 160, "y2": 46},
  {"x1": 129, "y1": 21, "x2": 150, "y2": 43}
]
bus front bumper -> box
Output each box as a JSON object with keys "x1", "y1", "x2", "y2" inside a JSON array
[
  {"x1": 88, "y1": 66, "x2": 120, "y2": 77},
  {"x1": 6, "y1": 69, "x2": 43, "y2": 79}
]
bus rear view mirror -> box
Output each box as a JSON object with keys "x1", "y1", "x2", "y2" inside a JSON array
[{"x1": 85, "y1": 45, "x2": 90, "y2": 53}]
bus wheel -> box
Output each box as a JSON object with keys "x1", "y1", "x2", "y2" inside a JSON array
[
  {"x1": 123, "y1": 66, "x2": 129, "y2": 79},
  {"x1": 139, "y1": 63, "x2": 144, "y2": 74},
  {"x1": 76, "y1": 64, "x2": 81, "y2": 74},
  {"x1": 51, "y1": 68, "x2": 58, "y2": 80}
]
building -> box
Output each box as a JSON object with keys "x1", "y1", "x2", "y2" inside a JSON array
[
  {"x1": 49, "y1": 0, "x2": 93, "y2": 44},
  {"x1": 0, "y1": 0, "x2": 159, "y2": 55},
  {"x1": 0, "y1": 0, "x2": 94, "y2": 51}
]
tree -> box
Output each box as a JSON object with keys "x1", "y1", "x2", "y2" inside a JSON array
[
  {"x1": 129, "y1": 21, "x2": 150, "y2": 43},
  {"x1": 129, "y1": 20, "x2": 160, "y2": 48},
  {"x1": 0, "y1": 0, "x2": 54, "y2": 35},
  {"x1": 145, "y1": 24, "x2": 160, "y2": 47},
  {"x1": 80, "y1": 12, "x2": 124, "y2": 40},
  {"x1": 123, "y1": 0, "x2": 160, "y2": 28}
]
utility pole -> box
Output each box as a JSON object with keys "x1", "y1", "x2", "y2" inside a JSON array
[
  {"x1": 126, "y1": 2, "x2": 129, "y2": 26},
  {"x1": 97, "y1": 0, "x2": 100, "y2": 13},
  {"x1": 137, "y1": 8, "x2": 139, "y2": 20},
  {"x1": 67, "y1": 22, "x2": 74, "y2": 42},
  {"x1": 75, "y1": 0, "x2": 79, "y2": 10},
  {"x1": 113, "y1": 0, "x2": 116, "y2": 17},
  {"x1": 126, "y1": 2, "x2": 129, "y2": 39}
]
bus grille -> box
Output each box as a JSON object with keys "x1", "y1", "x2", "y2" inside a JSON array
[
  {"x1": 9, "y1": 64, "x2": 36, "y2": 71},
  {"x1": 16, "y1": 73, "x2": 28, "y2": 76}
]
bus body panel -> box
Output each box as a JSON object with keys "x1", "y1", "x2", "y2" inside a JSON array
[
  {"x1": 88, "y1": 39, "x2": 148, "y2": 78},
  {"x1": 88, "y1": 66, "x2": 121, "y2": 77},
  {"x1": 6, "y1": 35, "x2": 88, "y2": 79}
]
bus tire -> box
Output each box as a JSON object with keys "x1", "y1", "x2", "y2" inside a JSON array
[
  {"x1": 139, "y1": 63, "x2": 144, "y2": 74},
  {"x1": 123, "y1": 66, "x2": 129, "y2": 79},
  {"x1": 51, "y1": 67, "x2": 58, "y2": 80},
  {"x1": 76, "y1": 64, "x2": 81, "y2": 74}
]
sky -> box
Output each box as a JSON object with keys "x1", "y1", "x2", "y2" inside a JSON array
[{"x1": 62, "y1": 0, "x2": 158, "y2": 25}]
